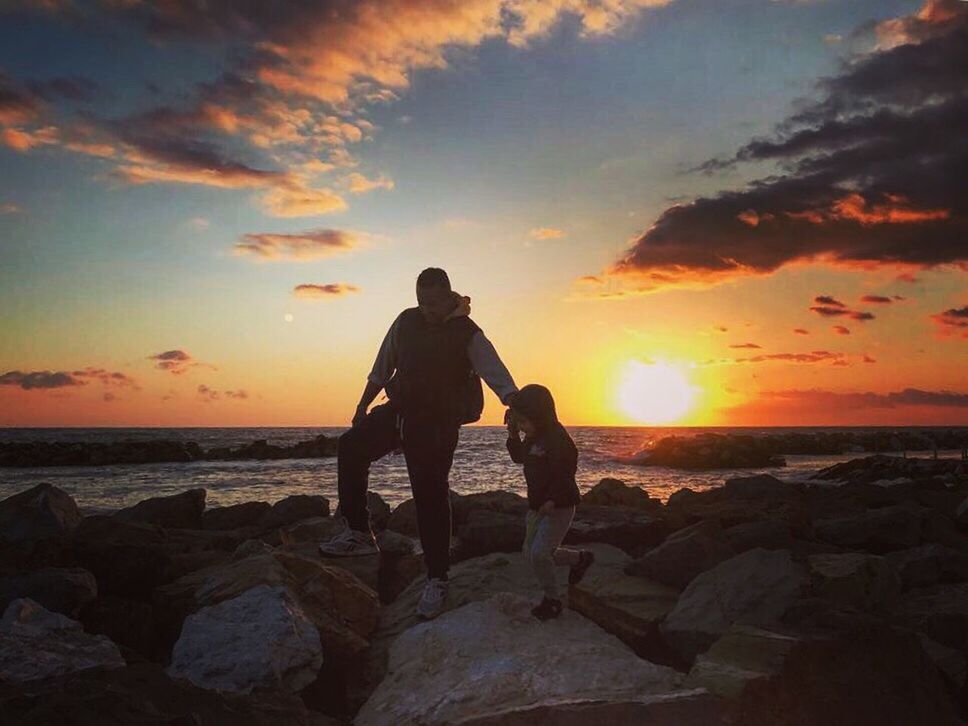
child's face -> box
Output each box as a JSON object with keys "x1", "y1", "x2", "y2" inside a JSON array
[{"x1": 516, "y1": 414, "x2": 536, "y2": 436}]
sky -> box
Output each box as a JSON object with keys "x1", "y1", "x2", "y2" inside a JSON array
[{"x1": 0, "y1": 0, "x2": 965, "y2": 427}]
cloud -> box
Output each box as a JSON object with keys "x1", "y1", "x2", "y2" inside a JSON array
[
  {"x1": 809, "y1": 295, "x2": 874, "y2": 321},
  {"x1": 234, "y1": 228, "x2": 362, "y2": 261},
  {"x1": 0, "y1": 370, "x2": 83, "y2": 390},
  {"x1": 600, "y1": 1, "x2": 968, "y2": 292},
  {"x1": 293, "y1": 283, "x2": 360, "y2": 298},
  {"x1": 197, "y1": 384, "x2": 249, "y2": 402},
  {"x1": 863, "y1": 354, "x2": 877, "y2": 363},
  {"x1": 530, "y1": 227, "x2": 566, "y2": 240},
  {"x1": 0, "y1": 366, "x2": 136, "y2": 390},
  {"x1": 761, "y1": 387, "x2": 968, "y2": 409},
  {"x1": 149, "y1": 349, "x2": 212, "y2": 375},
  {"x1": 931, "y1": 305, "x2": 968, "y2": 338},
  {"x1": 257, "y1": 184, "x2": 347, "y2": 217},
  {"x1": 832, "y1": 325, "x2": 851, "y2": 335},
  {"x1": 793, "y1": 328, "x2": 810, "y2": 335},
  {"x1": 814, "y1": 295, "x2": 844, "y2": 307},
  {"x1": 0, "y1": 202, "x2": 21, "y2": 214},
  {"x1": 345, "y1": 172, "x2": 394, "y2": 194},
  {"x1": 700, "y1": 350, "x2": 846, "y2": 366},
  {"x1": 729, "y1": 342, "x2": 762, "y2": 349},
  {"x1": 860, "y1": 294, "x2": 898, "y2": 304}
]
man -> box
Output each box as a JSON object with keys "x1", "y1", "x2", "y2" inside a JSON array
[{"x1": 320, "y1": 268, "x2": 517, "y2": 619}]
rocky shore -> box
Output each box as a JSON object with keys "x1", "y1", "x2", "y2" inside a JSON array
[
  {"x1": 624, "y1": 429, "x2": 968, "y2": 470},
  {"x1": 0, "y1": 435, "x2": 339, "y2": 468},
  {"x1": 1, "y1": 454, "x2": 967, "y2": 724}
]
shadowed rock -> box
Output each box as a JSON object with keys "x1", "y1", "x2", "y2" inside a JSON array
[
  {"x1": 626, "y1": 520, "x2": 735, "y2": 590},
  {"x1": 0, "y1": 484, "x2": 81, "y2": 544},
  {"x1": 115, "y1": 489, "x2": 206, "y2": 530},
  {"x1": 0, "y1": 567, "x2": 96, "y2": 617}
]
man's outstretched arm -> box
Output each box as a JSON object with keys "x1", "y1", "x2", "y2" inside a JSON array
[{"x1": 468, "y1": 331, "x2": 517, "y2": 405}]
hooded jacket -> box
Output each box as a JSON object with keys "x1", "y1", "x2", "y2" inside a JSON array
[{"x1": 506, "y1": 384, "x2": 581, "y2": 510}]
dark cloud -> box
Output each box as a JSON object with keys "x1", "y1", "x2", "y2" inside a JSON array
[
  {"x1": 72, "y1": 367, "x2": 138, "y2": 388},
  {"x1": 833, "y1": 325, "x2": 851, "y2": 335},
  {"x1": 729, "y1": 342, "x2": 761, "y2": 349},
  {"x1": 0, "y1": 369, "x2": 82, "y2": 389},
  {"x1": 197, "y1": 384, "x2": 248, "y2": 401},
  {"x1": 931, "y1": 305, "x2": 968, "y2": 338},
  {"x1": 701, "y1": 350, "x2": 846, "y2": 366},
  {"x1": 793, "y1": 328, "x2": 810, "y2": 335},
  {"x1": 235, "y1": 229, "x2": 362, "y2": 261},
  {"x1": 809, "y1": 295, "x2": 875, "y2": 321},
  {"x1": 605, "y1": 1, "x2": 968, "y2": 291},
  {"x1": 293, "y1": 283, "x2": 360, "y2": 298},
  {"x1": 860, "y1": 294, "x2": 895, "y2": 304},
  {"x1": 26, "y1": 76, "x2": 99, "y2": 102},
  {"x1": 149, "y1": 349, "x2": 212, "y2": 375},
  {"x1": 814, "y1": 295, "x2": 844, "y2": 307}
]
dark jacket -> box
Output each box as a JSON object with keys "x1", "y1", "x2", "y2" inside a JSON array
[
  {"x1": 506, "y1": 385, "x2": 581, "y2": 510},
  {"x1": 384, "y1": 307, "x2": 481, "y2": 424}
]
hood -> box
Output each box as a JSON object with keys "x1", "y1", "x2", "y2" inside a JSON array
[{"x1": 510, "y1": 384, "x2": 559, "y2": 432}]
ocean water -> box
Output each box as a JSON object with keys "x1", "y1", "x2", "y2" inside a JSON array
[{"x1": 0, "y1": 426, "x2": 962, "y2": 514}]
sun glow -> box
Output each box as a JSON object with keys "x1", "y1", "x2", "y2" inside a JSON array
[{"x1": 616, "y1": 360, "x2": 698, "y2": 424}]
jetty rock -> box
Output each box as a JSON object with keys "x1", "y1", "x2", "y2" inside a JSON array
[{"x1": 356, "y1": 591, "x2": 725, "y2": 726}]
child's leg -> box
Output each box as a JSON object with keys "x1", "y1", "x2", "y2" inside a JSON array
[{"x1": 528, "y1": 506, "x2": 577, "y2": 600}]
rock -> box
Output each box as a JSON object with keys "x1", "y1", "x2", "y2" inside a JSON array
[
  {"x1": 0, "y1": 598, "x2": 124, "y2": 683},
  {"x1": 569, "y1": 544, "x2": 680, "y2": 663},
  {"x1": 686, "y1": 621, "x2": 963, "y2": 725},
  {"x1": 895, "y1": 583, "x2": 968, "y2": 651},
  {"x1": 386, "y1": 498, "x2": 421, "y2": 537},
  {"x1": 957, "y1": 495, "x2": 968, "y2": 528},
  {"x1": 233, "y1": 538, "x2": 275, "y2": 560},
  {"x1": 626, "y1": 520, "x2": 735, "y2": 590},
  {"x1": 582, "y1": 478, "x2": 658, "y2": 510},
  {"x1": 260, "y1": 494, "x2": 330, "y2": 529},
  {"x1": 202, "y1": 501, "x2": 271, "y2": 530},
  {"x1": 814, "y1": 504, "x2": 928, "y2": 553},
  {"x1": 887, "y1": 543, "x2": 968, "y2": 590},
  {"x1": 451, "y1": 490, "x2": 529, "y2": 524},
  {"x1": 77, "y1": 596, "x2": 158, "y2": 660},
  {"x1": 660, "y1": 548, "x2": 809, "y2": 663},
  {"x1": 0, "y1": 567, "x2": 97, "y2": 616},
  {"x1": 723, "y1": 474, "x2": 797, "y2": 499},
  {"x1": 449, "y1": 691, "x2": 727, "y2": 726},
  {"x1": 284, "y1": 539, "x2": 381, "y2": 592},
  {"x1": 919, "y1": 633, "x2": 967, "y2": 691},
  {"x1": 335, "y1": 492, "x2": 392, "y2": 532},
  {"x1": 155, "y1": 551, "x2": 378, "y2": 662},
  {"x1": 279, "y1": 516, "x2": 346, "y2": 546},
  {"x1": 627, "y1": 433, "x2": 786, "y2": 470},
  {"x1": 565, "y1": 505, "x2": 668, "y2": 555},
  {"x1": 71, "y1": 516, "x2": 173, "y2": 599},
  {"x1": 355, "y1": 592, "x2": 689, "y2": 725},
  {"x1": 807, "y1": 553, "x2": 900, "y2": 613},
  {"x1": 455, "y1": 509, "x2": 524, "y2": 558},
  {"x1": 0, "y1": 484, "x2": 82, "y2": 544},
  {"x1": 168, "y1": 584, "x2": 323, "y2": 694},
  {"x1": 0, "y1": 662, "x2": 333, "y2": 725},
  {"x1": 812, "y1": 455, "x2": 968, "y2": 486},
  {"x1": 721, "y1": 519, "x2": 795, "y2": 552},
  {"x1": 114, "y1": 488, "x2": 206, "y2": 529}
]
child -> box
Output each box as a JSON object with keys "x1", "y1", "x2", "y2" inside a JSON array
[{"x1": 506, "y1": 384, "x2": 594, "y2": 620}]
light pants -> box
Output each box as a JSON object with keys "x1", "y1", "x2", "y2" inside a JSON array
[{"x1": 523, "y1": 506, "x2": 581, "y2": 600}]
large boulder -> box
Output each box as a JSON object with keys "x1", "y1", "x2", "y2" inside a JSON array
[
  {"x1": 0, "y1": 598, "x2": 124, "y2": 683},
  {"x1": 957, "y1": 495, "x2": 968, "y2": 528},
  {"x1": 259, "y1": 494, "x2": 330, "y2": 530},
  {"x1": 77, "y1": 596, "x2": 158, "y2": 660},
  {"x1": 451, "y1": 490, "x2": 529, "y2": 524},
  {"x1": 155, "y1": 551, "x2": 378, "y2": 662},
  {"x1": 168, "y1": 584, "x2": 323, "y2": 694},
  {"x1": 686, "y1": 622, "x2": 964, "y2": 726},
  {"x1": 0, "y1": 662, "x2": 333, "y2": 726},
  {"x1": 581, "y1": 478, "x2": 659, "y2": 511},
  {"x1": 0, "y1": 484, "x2": 82, "y2": 544},
  {"x1": 114, "y1": 488, "x2": 206, "y2": 529},
  {"x1": 895, "y1": 583, "x2": 968, "y2": 652},
  {"x1": 565, "y1": 505, "x2": 668, "y2": 555},
  {"x1": 456, "y1": 509, "x2": 524, "y2": 558},
  {"x1": 626, "y1": 519, "x2": 735, "y2": 590},
  {"x1": 723, "y1": 474, "x2": 797, "y2": 499},
  {"x1": 721, "y1": 519, "x2": 796, "y2": 553},
  {"x1": 666, "y1": 483, "x2": 810, "y2": 538},
  {"x1": 569, "y1": 544, "x2": 680, "y2": 663},
  {"x1": 887, "y1": 544, "x2": 968, "y2": 590},
  {"x1": 807, "y1": 553, "x2": 900, "y2": 613},
  {"x1": 660, "y1": 548, "x2": 809, "y2": 664},
  {"x1": 814, "y1": 504, "x2": 928, "y2": 553},
  {"x1": 333, "y1": 491, "x2": 392, "y2": 533},
  {"x1": 355, "y1": 592, "x2": 696, "y2": 725},
  {"x1": 0, "y1": 567, "x2": 97, "y2": 616},
  {"x1": 202, "y1": 501, "x2": 271, "y2": 531}
]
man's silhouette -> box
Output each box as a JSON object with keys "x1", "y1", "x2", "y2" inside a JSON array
[{"x1": 320, "y1": 268, "x2": 517, "y2": 619}]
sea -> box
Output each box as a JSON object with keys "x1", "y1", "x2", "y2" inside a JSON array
[{"x1": 0, "y1": 426, "x2": 964, "y2": 514}]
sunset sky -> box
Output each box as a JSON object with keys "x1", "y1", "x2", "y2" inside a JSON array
[{"x1": 1, "y1": 0, "x2": 965, "y2": 427}]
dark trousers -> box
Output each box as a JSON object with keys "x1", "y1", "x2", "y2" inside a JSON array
[{"x1": 337, "y1": 402, "x2": 459, "y2": 579}]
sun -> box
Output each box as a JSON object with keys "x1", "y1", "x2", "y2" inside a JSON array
[{"x1": 616, "y1": 360, "x2": 698, "y2": 424}]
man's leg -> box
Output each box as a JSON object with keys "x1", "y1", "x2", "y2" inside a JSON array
[
  {"x1": 336, "y1": 403, "x2": 399, "y2": 532},
  {"x1": 402, "y1": 419, "x2": 459, "y2": 580}
]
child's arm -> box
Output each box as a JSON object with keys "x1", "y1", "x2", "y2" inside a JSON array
[{"x1": 505, "y1": 409, "x2": 525, "y2": 463}]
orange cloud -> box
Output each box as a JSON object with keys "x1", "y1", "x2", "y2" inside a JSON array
[
  {"x1": 930, "y1": 305, "x2": 968, "y2": 339},
  {"x1": 529, "y1": 227, "x2": 566, "y2": 240},
  {"x1": 833, "y1": 325, "x2": 851, "y2": 335},
  {"x1": 293, "y1": 283, "x2": 361, "y2": 298},
  {"x1": 149, "y1": 349, "x2": 213, "y2": 375},
  {"x1": 234, "y1": 229, "x2": 363, "y2": 261},
  {"x1": 345, "y1": 172, "x2": 394, "y2": 194}
]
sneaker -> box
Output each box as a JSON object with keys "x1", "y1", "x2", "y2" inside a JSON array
[
  {"x1": 568, "y1": 550, "x2": 595, "y2": 585},
  {"x1": 318, "y1": 528, "x2": 379, "y2": 557},
  {"x1": 531, "y1": 597, "x2": 563, "y2": 621},
  {"x1": 416, "y1": 578, "x2": 449, "y2": 620}
]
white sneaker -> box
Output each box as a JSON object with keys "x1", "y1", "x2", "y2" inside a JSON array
[
  {"x1": 318, "y1": 528, "x2": 379, "y2": 557},
  {"x1": 416, "y1": 577, "x2": 449, "y2": 620}
]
